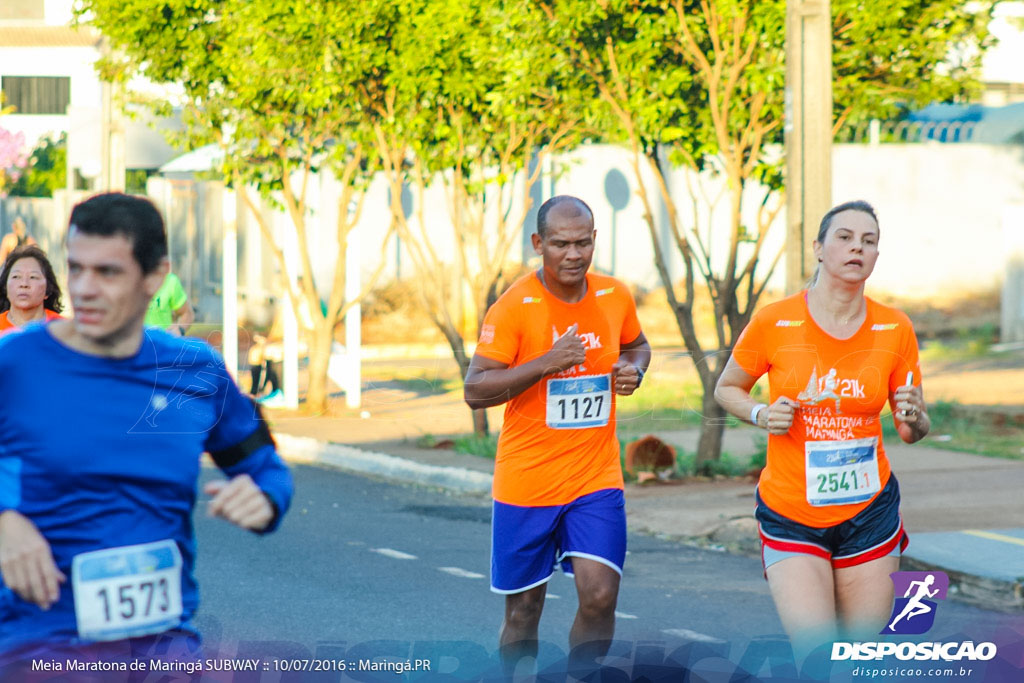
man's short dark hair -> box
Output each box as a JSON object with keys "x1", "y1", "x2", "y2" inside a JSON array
[
  {"x1": 68, "y1": 193, "x2": 168, "y2": 274},
  {"x1": 536, "y1": 195, "x2": 594, "y2": 237}
]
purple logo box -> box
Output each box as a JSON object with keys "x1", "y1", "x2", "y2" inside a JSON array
[{"x1": 890, "y1": 571, "x2": 949, "y2": 600}]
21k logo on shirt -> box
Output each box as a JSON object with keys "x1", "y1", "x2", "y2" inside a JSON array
[{"x1": 797, "y1": 367, "x2": 865, "y2": 414}]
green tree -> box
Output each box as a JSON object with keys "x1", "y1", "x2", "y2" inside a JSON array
[
  {"x1": 544, "y1": 0, "x2": 996, "y2": 467},
  {"x1": 8, "y1": 133, "x2": 67, "y2": 197},
  {"x1": 78, "y1": 0, "x2": 396, "y2": 413},
  {"x1": 368, "y1": 0, "x2": 586, "y2": 434}
]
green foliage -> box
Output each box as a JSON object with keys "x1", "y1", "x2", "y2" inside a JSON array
[
  {"x1": 7, "y1": 134, "x2": 66, "y2": 197},
  {"x1": 415, "y1": 432, "x2": 438, "y2": 449},
  {"x1": 920, "y1": 326, "x2": 1005, "y2": 363},
  {"x1": 454, "y1": 433, "x2": 500, "y2": 459},
  {"x1": 881, "y1": 400, "x2": 1023, "y2": 460},
  {"x1": 748, "y1": 434, "x2": 767, "y2": 470},
  {"x1": 670, "y1": 448, "x2": 753, "y2": 478},
  {"x1": 541, "y1": 0, "x2": 998, "y2": 464},
  {"x1": 76, "y1": 0, "x2": 999, "y2": 421},
  {"x1": 77, "y1": 0, "x2": 388, "y2": 218},
  {"x1": 546, "y1": 0, "x2": 995, "y2": 171},
  {"x1": 77, "y1": 0, "x2": 410, "y2": 411},
  {"x1": 125, "y1": 169, "x2": 152, "y2": 195},
  {"x1": 616, "y1": 377, "x2": 710, "y2": 432},
  {"x1": 831, "y1": 0, "x2": 997, "y2": 129}
]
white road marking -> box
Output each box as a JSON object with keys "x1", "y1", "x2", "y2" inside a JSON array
[
  {"x1": 615, "y1": 611, "x2": 638, "y2": 619},
  {"x1": 546, "y1": 594, "x2": 562, "y2": 600},
  {"x1": 371, "y1": 548, "x2": 418, "y2": 560},
  {"x1": 438, "y1": 567, "x2": 485, "y2": 579},
  {"x1": 662, "y1": 629, "x2": 726, "y2": 644}
]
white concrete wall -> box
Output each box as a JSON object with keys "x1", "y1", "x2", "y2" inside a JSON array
[
  {"x1": 228, "y1": 141, "x2": 1024, "y2": 308},
  {"x1": 834, "y1": 144, "x2": 1024, "y2": 300}
]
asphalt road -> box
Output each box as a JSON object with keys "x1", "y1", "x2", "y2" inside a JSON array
[{"x1": 190, "y1": 463, "x2": 1024, "y2": 680}]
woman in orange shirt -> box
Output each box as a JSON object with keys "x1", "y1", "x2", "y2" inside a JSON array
[
  {"x1": 715, "y1": 200, "x2": 930, "y2": 654},
  {"x1": 0, "y1": 245, "x2": 63, "y2": 332}
]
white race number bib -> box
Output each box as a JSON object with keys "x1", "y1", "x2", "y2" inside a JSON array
[
  {"x1": 72, "y1": 539, "x2": 184, "y2": 642},
  {"x1": 805, "y1": 437, "x2": 880, "y2": 506},
  {"x1": 546, "y1": 374, "x2": 612, "y2": 429}
]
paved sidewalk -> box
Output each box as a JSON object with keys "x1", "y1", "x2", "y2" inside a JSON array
[{"x1": 271, "y1": 418, "x2": 1024, "y2": 613}]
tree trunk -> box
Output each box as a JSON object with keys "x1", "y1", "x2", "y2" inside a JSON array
[
  {"x1": 695, "y1": 388, "x2": 727, "y2": 473},
  {"x1": 471, "y1": 407, "x2": 489, "y2": 437},
  {"x1": 438, "y1": 321, "x2": 490, "y2": 437},
  {"x1": 305, "y1": 325, "x2": 332, "y2": 414}
]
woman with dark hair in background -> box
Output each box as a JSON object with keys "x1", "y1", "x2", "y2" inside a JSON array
[{"x1": 0, "y1": 245, "x2": 63, "y2": 332}]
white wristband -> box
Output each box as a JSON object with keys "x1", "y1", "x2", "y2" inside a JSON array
[{"x1": 750, "y1": 403, "x2": 768, "y2": 427}]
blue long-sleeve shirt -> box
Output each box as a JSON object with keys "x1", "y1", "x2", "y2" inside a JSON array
[{"x1": 0, "y1": 325, "x2": 293, "y2": 651}]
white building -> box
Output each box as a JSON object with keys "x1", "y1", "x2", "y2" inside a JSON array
[{"x1": 0, "y1": 0, "x2": 178, "y2": 191}]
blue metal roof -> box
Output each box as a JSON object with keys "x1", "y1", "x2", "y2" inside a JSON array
[{"x1": 908, "y1": 101, "x2": 1024, "y2": 144}]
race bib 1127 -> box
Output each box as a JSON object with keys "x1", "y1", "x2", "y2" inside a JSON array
[{"x1": 546, "y1": 374, "x2": 612, "y2": 429}]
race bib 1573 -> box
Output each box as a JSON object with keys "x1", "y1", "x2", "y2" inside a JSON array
[{"x1": 72, "y1": 539, "x2": 183, "y2": 642}]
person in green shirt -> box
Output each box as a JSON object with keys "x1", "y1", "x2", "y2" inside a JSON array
[{"x1": 145, "y1": 271, "x2": 194, "y2": 335}]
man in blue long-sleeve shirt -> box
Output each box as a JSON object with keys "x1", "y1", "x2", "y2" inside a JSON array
[{"x1": 0, "y1": 193, "x2": 293, "y2": 658}]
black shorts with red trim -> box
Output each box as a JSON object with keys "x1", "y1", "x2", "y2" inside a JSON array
[{"x1": 755, "y1": 474, "x2": 908, "y2": 571}]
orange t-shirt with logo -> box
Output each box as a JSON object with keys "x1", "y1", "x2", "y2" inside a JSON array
[
  {"x1": 475, "y1": 271, "x2": 643, "y2": 507},
  {"x1": 732, "y1": 291, "x2": 920, "y2": 527}
]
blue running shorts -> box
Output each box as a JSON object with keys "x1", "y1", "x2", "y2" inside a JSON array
[
  {"x1": 756, "y1": 474, "x2": 908, "y2": 572},
  {"x1": 491, "y1": 488, "x2": 626, "y2": 594}
]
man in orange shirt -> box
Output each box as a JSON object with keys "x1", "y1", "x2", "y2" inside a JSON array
[{"x1": 465, "y1": 195, "x2": 650, "y2": 674}]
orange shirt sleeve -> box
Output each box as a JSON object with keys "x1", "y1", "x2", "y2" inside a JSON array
[
  {"x1": 619, "y1": 289, "x2": 642, "y2": 345},
  {"x1": 474, "y1": 296, "x2": 519, "y2": 365},
  {"x1": 731, "y1": 311, "x2": 770, "y2": 378}
]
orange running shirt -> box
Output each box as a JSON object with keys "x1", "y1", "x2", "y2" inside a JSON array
[
  {"x1": 475, "y1": 271, "x2": 643, "y2": 506},
  {"x1": 732, "y1": 291, "x2": 920, "y2": 527},
  {"x1": 0, "y1": 309, "x2": 61, "y2": 332}
]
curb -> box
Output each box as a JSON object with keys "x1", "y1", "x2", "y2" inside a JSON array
[{"x1": 274, "y1": 433, "x2": 493, "y2": 495}]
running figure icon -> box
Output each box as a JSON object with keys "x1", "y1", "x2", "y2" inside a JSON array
[
  {"x1": 888, "y1": 574, "x2": 939, "y2": 631},
  {"x1": 797, "y1": 368, "x2": 842, "y2": 412}
]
